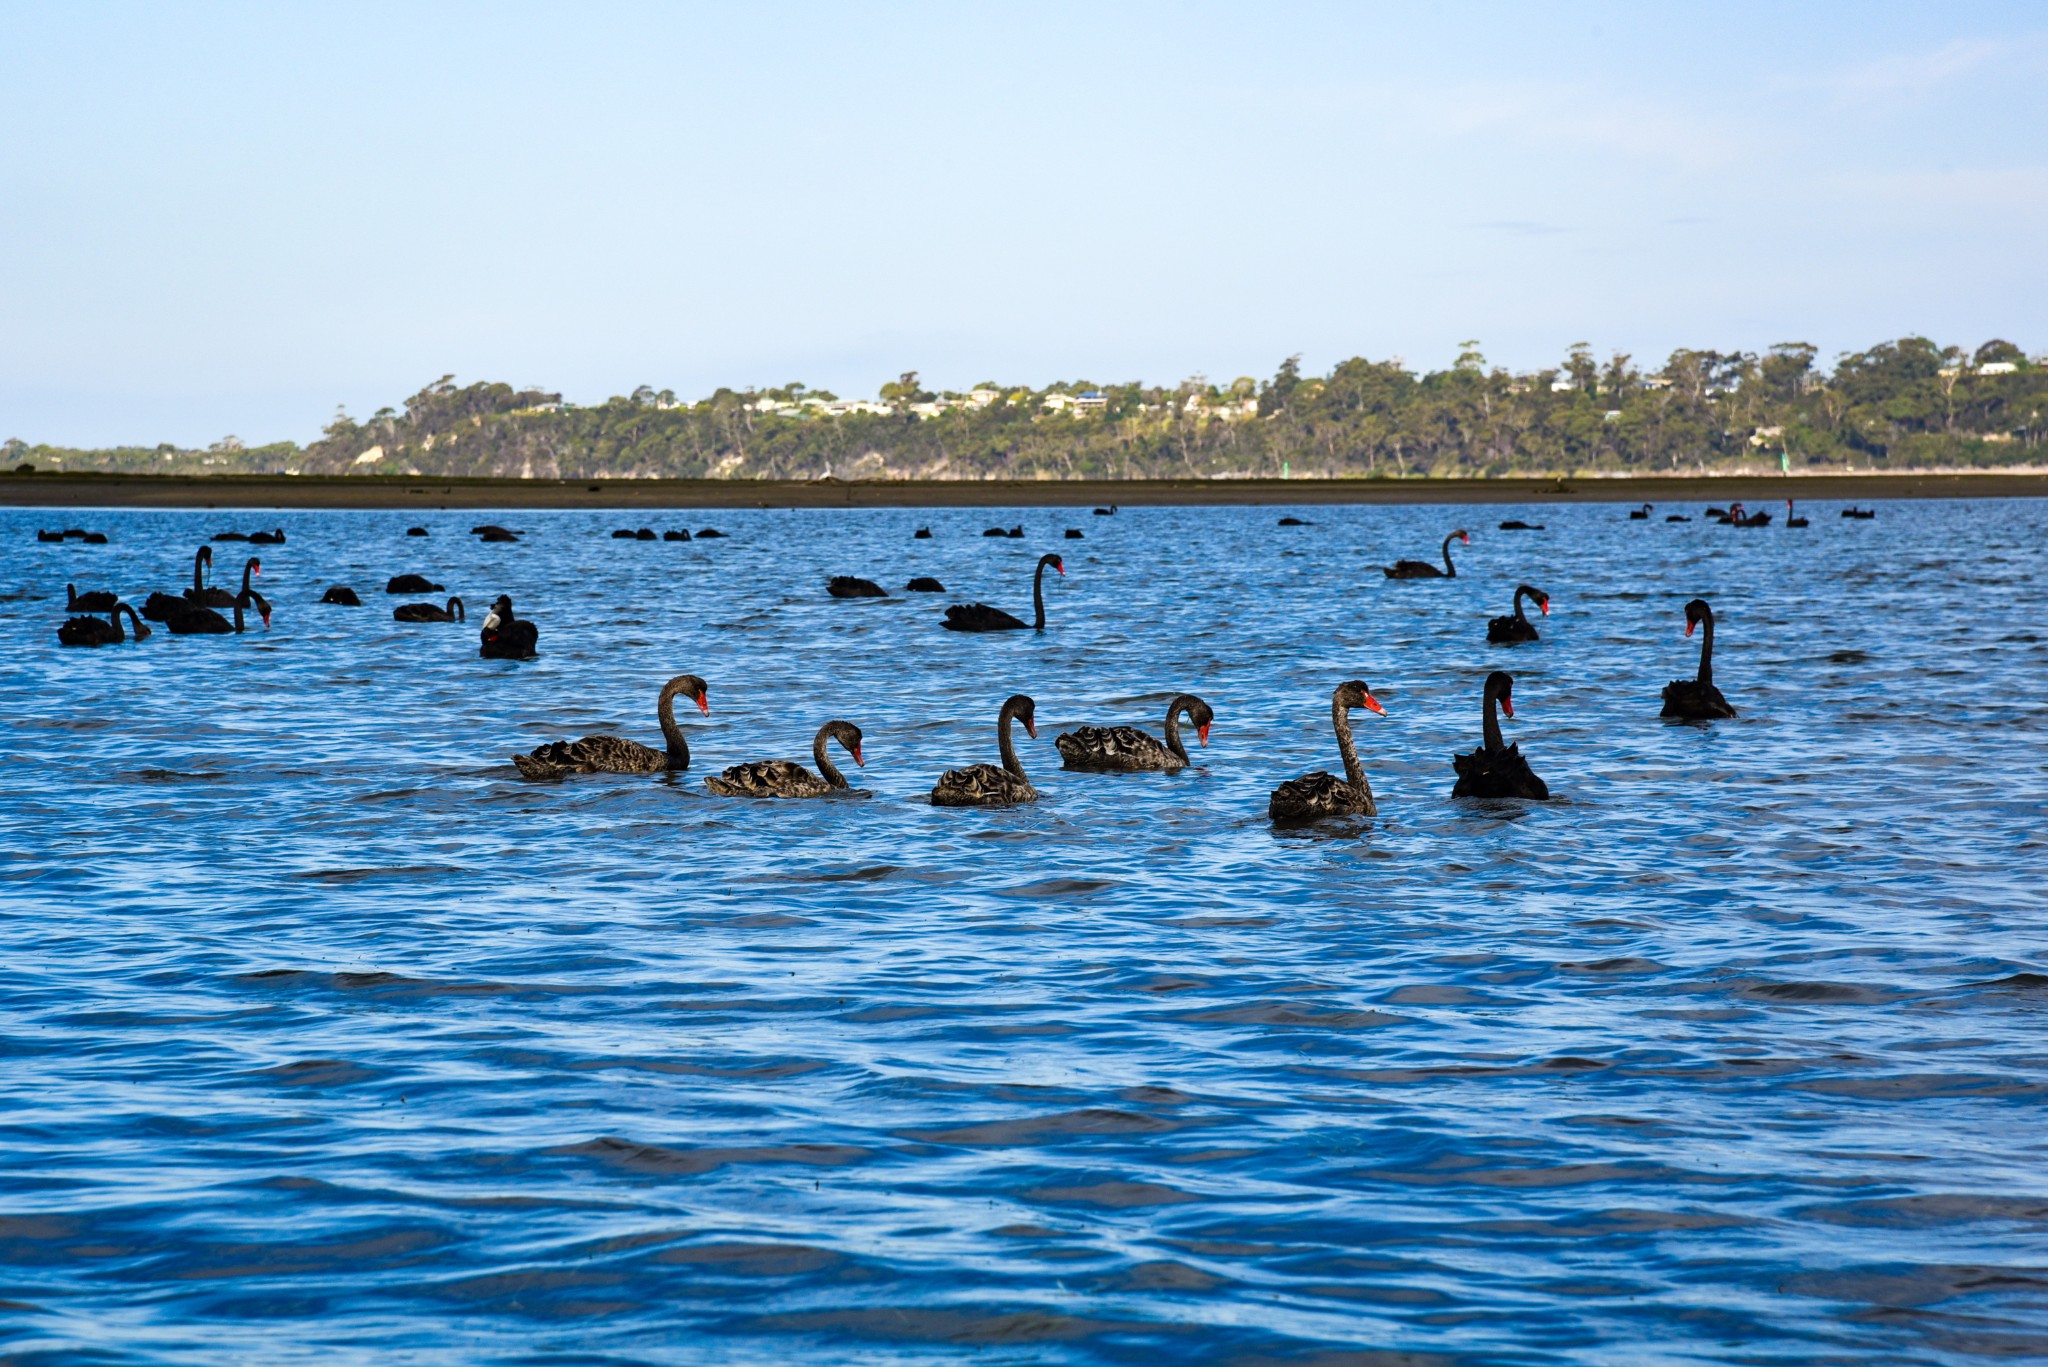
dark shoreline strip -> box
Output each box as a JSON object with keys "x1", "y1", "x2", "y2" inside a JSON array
[{"x1": 1, "y1": 471, "x2": 2043, "y2": 511}]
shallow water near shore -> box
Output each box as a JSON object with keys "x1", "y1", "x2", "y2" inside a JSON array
[{"x1": 3, "y1": 499, "x2": 2046, "y2": 1364}]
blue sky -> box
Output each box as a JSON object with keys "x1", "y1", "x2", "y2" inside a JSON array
[{"x1": 3, "y1": 2, "x2": 2044, "y2": 447}]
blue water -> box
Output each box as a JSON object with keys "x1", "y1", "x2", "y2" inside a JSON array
[{"x1": 3, "y1": 498, "x2": 2046, "y2": 1365}]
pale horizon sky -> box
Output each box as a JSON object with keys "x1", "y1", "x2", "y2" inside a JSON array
[{"x1": 3, "y1": 1, "x2": 2045, "y2": 448}]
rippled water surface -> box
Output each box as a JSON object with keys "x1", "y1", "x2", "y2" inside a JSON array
[{"x1": 4, "y1": 498, "x2": 2047, "y2": 1364}]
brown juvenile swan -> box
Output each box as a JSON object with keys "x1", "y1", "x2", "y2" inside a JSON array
[
  {"x1": 1268, "y1": 680, "x2": 1387, "y2": 821},
  {"x1": 943, "y1": 554, "x2": 1063, "y2": 631},
  {"x1": 513, "y1": 674, "x2": 709, "y2": 778},
  {"x1": 1056, "y1": 694, "x2": 1213, "y2": 772},
  {"x1": 1451, "y1": 670, "x2": 1550, "y2": 799},
  {"x1": 706, "y1": 721, "x2": 865, "y2": 798},
  {"x1": 1660, "y1": 598, "x2": 1736, "y2": 719},
  {"x1": 1384, "y1": 530, "x2": 1468, "y2": 579},
  {"x1": 930, "y1": 694, "x2": 1038, "y2": 806}
]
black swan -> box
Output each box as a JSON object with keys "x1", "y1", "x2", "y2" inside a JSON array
[
  {"x1": 249, "y1": 529, "x2": 286, "y2": 545},
  {"x1": 513, "y1": 674, "x2": 708, "y2": 778},
  {"x1": 1451, "y1": 671, "x2": 1549, "y2": 799},
  {"x1": 1093, "y1": 505, "x2": 1117, "y2": 515},
  {"x1": 930, "y1": 694, "x2": 1038, "y2": 806},
  {"x1": 66, "y1": 583, "x2": 118, "y2": 613},
  {"x1": 664, "y1": 529, "x2": 691, "y2": 541},
  {"x1": 1008, "y1": 526, "x2": 1024, "y2": 538},
  {"x1": 1384, "y1": 530, "x2": 1468, "y2": 579},
  {"x1": 697, "y1": 528, "x2": 726, "y2": 538},
  {"x1": 166, "y1": 588, "x2": 268, "y2": 635},
  {"x1": 320, "y1": 586, "x2": 363, "y2": 606},
  {"x1": 80, "y1": 532, "x2": 108, "y2": 544},
  {"x1": 1785, "y1": 500, "x2": 1809, "y2": 528},
  {"x1": 1843, "y1": 507, "x2": 1876, "y2": 519},
  {"x1": 1498, "y1": 519, "x2": 1544, "y2": 531},
  {"x1": 197, "y1": 555, "x2": 261, "y2": 610},
  {"x1": 143, "y1": 547, "x2": 215, "y2": 620},
  {"x1": 706, "y1": 720, "x2": 864, "y2": 798},
  {"x1": 1661, "y1": 597, "x2": 1736, "y2": 720},
  {"x1": 828, "y1": 576, "x2": 888, "y2": 599},
  {"x1": 480, "y1": 595, "x2": 539, "y2": 659},
  {"x1": 1665, "y1": 514, "x2": 1690, "y2": 522},
  {"x1": 1056, "y1": 693, "x2": 1213, "y2": 772},
  {"x1": 1706, "y1": 506, "x2": 1729, "y2": 522},
  {"x1": 983, "y1": 526, "x2": 1008, "y2": 537},
  {"x1": 387, "y1": 573, "x2": 443, "y2": 594},
  {"x1": 212, "y1": 531, "x2": 250, "y2": 542},
  {"x1": 1629, "y1": 503, "x2": 1653, "y2": 520},
  {"x1": 407, "y1": 526, "x2": 429, "y2": 537},
  {"x1": 610, "y1": 528, "x2": 636, "y2": 539},
  {"x1": 1728, "y1": 502, "x2": 1772, "y2": 527},
  {"x1": 943, "y1": 554, "x2": 1063, "y2": 632},
  {"x1": 58, "y1": 603, "x2": 149, "y2": 647},
  {"x1": 1268, "y1": 680, "x2": 1386, "y2": 821},
  {"x1": 1065, "y1": 529, "x2": 1084, "y2": 539},
  {"x1": 35, "y1": 529, "x2": 63, "y2": 543},
  {"x1": 905, "y1": 577, "x2": 945, "y2": 592},
  {"x1": 1277, "y1": 516, "x2": 1312, "y2": 526},
  {"x1": 394, "y1": 596, "x2": 465, "y2": 623},
  {"x1": 1486, "y1": 584, "x2": 1550, "y2": 644},
  {"x1": 476, "y1": 525, "x2": 520, "y2": 542},
  {"x1": 914, "y1": 527, "x2": 932, "y2": 538}
]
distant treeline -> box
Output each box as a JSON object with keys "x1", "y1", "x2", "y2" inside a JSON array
[{"x1": 11, "y1": 336, "x2": 2045, "y2": 480}]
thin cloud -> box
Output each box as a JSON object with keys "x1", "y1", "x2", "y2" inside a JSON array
[{"x1": 1800, "y1": 35, "x2": 2043, "y2": 104}]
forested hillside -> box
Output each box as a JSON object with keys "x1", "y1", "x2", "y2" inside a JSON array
[{"x1": 12, "y1": 337, "x2": 2044, "y2": 479}]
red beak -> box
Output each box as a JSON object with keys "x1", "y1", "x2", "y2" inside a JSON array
[
  {"x1": 1539, "y1": 599, "x2": 1550, "y2": 616},
  {"x1": 1023, "y1": 719, "x2": 1038, "y2": 739},
  {"x1": 696, "y1": 691, "x2": 711, "y2": 715},
  {"x1": 1461, "y1": 533, "x2": 1470, "y2": 543},
  {"x1": 1685, "y1": 619, "x2": 1697, "y2": 638},
  {"x1": 1361, "y1": 694, "x2": 1387, "y2": 716},
  {"x1": 852, "y1": 745, "x2": 864, "y2": 766},
  {"x1": 1500, "y1": 695, "x2": 1515, "y2": 718},
  {"x1": 261, "y1": 612, "x2": 272, "y2": 628},
  {"x1": 1196, "y1": 723, "x2": 1210, "y2": 746},
  {"x1": 1055, "y1": 563, "x2": 1065, "y2": 575}
]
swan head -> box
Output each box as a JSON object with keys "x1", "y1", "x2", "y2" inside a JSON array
[
  {"x1": 1184, "y1": 696, "x2": 1215, "y2": 746},
  {"x1": 1520, "y1": 584, "x2": 1550, "y2": 616},
  {"x1": 668, "y1": 674, "x2": 711, "y2": 715},
  {"x1": 1485, "y1": 670, "x2": 1516, "y2": 718},
  {"x1": 826, "y1": 720, "x2": 864, "y2": 766},
  {"x1": 1336, "y1": 680, "x2": 1387, "y2": 717},
  {"x1": 1003, "y1": 693, "x2": 1038, "y2": 739},
  {"x1": 1683, "y1": 598, "x2": 1712, "y2": 636},
  {"x1": 1040, "y1": 554, "x2": 1065, "y2": 575},
  {"x1": 1455, "y1": 529, "x2": 1470, "y2": 544}
]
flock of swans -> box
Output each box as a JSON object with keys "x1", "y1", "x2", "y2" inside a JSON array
[{"x1": 44, "y1": 503, "x2": 1764, "y2": 823}]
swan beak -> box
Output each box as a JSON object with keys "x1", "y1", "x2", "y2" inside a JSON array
[
  {"x1": 852, "y1": 745, "x2": 865, "y2": 766},
  {"x1": 1024, "y1": 719, "x2": 1038, "y2": 739},
  {"x1": 695, "y1": 693, "x2": 711, "y2": 715},
  {"x1": 1196, "y1": 723, "x2": 1210, "y2": 746},
  {"x1": 1684, "y1": 618, "x2": 1697, "y2": 637},
  {"x1": 1055, "y1": 563, "x2": 1065, "y2": 575},
  {"x1": 1461, "y1": 532, "x2": 1470, "y2": 543},
  {"x1": 1540, "y1": 599, "x2": 1550, "y2": 616},
  {"x1": 1500, "y1": 695, "x2": 1515, "y2": 718},
  {"x1": 1361, "y1": 694, "x2": 1387, "y2": 716}
]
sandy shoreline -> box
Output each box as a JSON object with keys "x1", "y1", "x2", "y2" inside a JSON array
[{"x1": 2, "y1": 470, "x2": 2043, "y2": 511}]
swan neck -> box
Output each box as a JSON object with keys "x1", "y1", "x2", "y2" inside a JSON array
[
  {"x1": 1162, "y1": 698, "x2": 1189, "y2": 763},
  {"x1": 231, "y1": 596, "x2": 245, "y2": 633},
  {"x1": 1483, "y1": 689, "x2": 1504, "y2": 752},
  {"x1": 1032, "y1": 558, "x2": 1047, "y2": 630},
  {"x1": 1331, "y1": 695, "x2": 1367, "y2": 795},
  {"x1": 814, "y1": 726, "x2": 849, "y2": 789},
  {"x1": 1697, "y1": 612, "x2": 1715, "y2": 685},
  {"x1": 1441, "y1": 534, "x2": 1457, "y2": 575},
  {"x1": 655, "y1": 680, "x2": 691, "y2": 768},
  {"x1": 998, "y1": 702, "x2": 1028, "y2": 779},
  {"x1": 109, "y1": 605, "x2": 125, "y2": 641},
  {"x1": 1512, "y1": 585, "x2": 1529, "y2": 621},
  {"x1": 192, "y1": 549, "x2": 207, "y2": 592}
]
